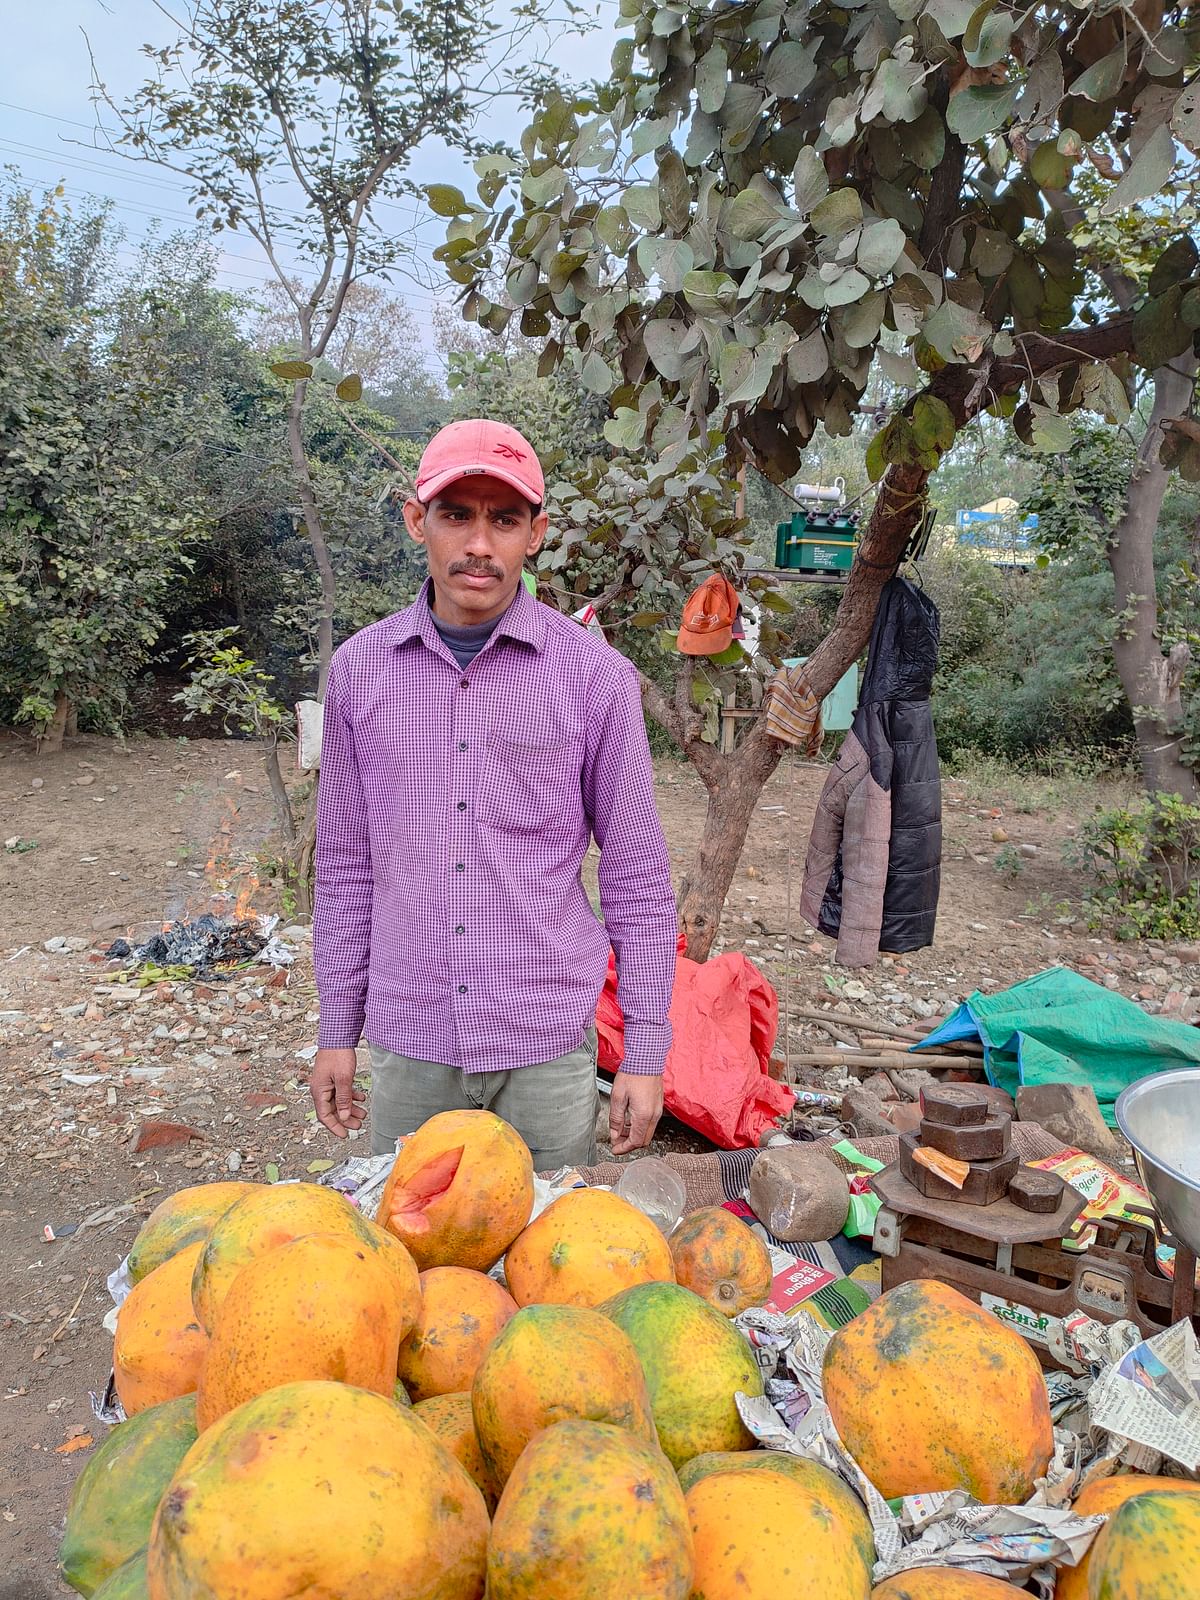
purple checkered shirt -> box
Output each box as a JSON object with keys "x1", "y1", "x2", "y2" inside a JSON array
[{"x1": 313, "y1": 580, "x2": 677, "y2": 1075}]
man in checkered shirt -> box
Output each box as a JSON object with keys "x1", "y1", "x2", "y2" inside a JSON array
[{"x1": 309, "y1": 419, "x2": 678, "y2": 1168}]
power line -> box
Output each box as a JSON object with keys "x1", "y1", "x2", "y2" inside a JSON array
[
  {"x1": 0, "y1": 112, "x2": 452, "y2": 227},
  {"x1": 1, "y1": 157, "x2": 449, "y2": 302}
]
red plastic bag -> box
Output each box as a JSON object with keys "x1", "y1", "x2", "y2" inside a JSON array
[{"x1": 596, "y1": 942, "x2": 794, "y2": 1150}]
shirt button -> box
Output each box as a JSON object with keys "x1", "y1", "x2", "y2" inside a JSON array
[
  {"x1": 458, "y1": 741, "x2": 468, "y2": 751},
  {"x1": 459, "y1": 677, "x2": 469, "y2": 688},
  {"x1": 455, "y1": 924, "x2": 465, "y2": 935},
  {"x1": 457, "y1": 800, "x2": 467, "y2": 811},
  {"x1": 455, "y1": 862, "x2": 465, "y2": 872},
  {"x1": 458, "y1": 984, "x2": 468, "y2": 994}
]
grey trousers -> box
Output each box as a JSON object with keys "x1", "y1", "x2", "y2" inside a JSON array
[{"x1": 366, "y1": 1033, "x2": 599, "y2": 1170}]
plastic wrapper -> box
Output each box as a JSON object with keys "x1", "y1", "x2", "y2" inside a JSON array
[{"x1": 615, "y1": 1157, "x2": 686, "y2": 1235}]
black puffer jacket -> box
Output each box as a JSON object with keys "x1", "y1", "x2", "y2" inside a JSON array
[{"x1": 799, "y1": 577, "x2": 942, "y2": 967}]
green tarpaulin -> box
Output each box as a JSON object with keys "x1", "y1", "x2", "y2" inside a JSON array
[{"x1": 915, "y1": 966, "x2": 1200, "y2": 1126}]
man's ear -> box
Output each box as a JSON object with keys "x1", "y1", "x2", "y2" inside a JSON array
[
  {"x1": 403, "y1": 498, "x2": 427, "y2": 546},
  {"x1": 526, "y1": 509, "x2": 549, "y2": 559}
]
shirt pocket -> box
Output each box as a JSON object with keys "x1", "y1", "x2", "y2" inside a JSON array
[{"x1": 476, "y1": 735, "x2": 583, "y2": 835}]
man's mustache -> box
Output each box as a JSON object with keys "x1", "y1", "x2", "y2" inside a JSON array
[{"x1": 449, "y1": 560, "x2": 503, "y2": 578}]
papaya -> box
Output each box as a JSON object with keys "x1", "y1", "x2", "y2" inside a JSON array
[
  {"x1": 127, "y1": 1183, "x2": 254, "y2": 1284},
  {"x1": 871, "y1": 1572, "x2": 1020, "y2": 1598},
  {"x1": 504, "y1": 1187, "x2": 675, "y2": 1309},
  {"x1": 92, "y1": 1550, "x2": 148, "y2": 1600},
  {"x1": 472, "y1": 1303, "x2": 657, "y2": 1490},
  {"x1": 59, "y1": 1397, "x2": 196, "y2": 1595},
  {"x1": 412, "y1": 1392, "x2": 497, "y2": 1513},
  {"x1": 677, "y1": 1450, "x2": 874, "y2": 1570},
  {"x1": 379, "y1": 1109, "x2": 533, "y2": 1272},
  {"x1": 487, "y1": 1419, "x2": 692, "y2": 1600},
  {"x1": 1055, "y1": 1475, "x2": 1200, "y2": 1600},
  {"x1": 146, "y1": 1380, "x2": 488, "y2": 1600},
  {"x1": 1084, "y1": 1488, "x2": 1200, "y2": 1600},
  {"x1": 686, "y1": 1468, "x2": 872, "y2": 1599},
  {"x1": 822, "y1": 1280, "x2": 1053, "y2": 1503},
  {"x1": 669, "y1": 1207, "x2": 773, "y2": 1316},
  {"x1": 191, "y1": 1180, "x2": 416, "y2": 1333},
  {"x1": 195, "y1": 1232, "x2": 416, "y2": 1430},
  {"x1": 114, "y1": 1244, "x2": 208, "y2": 1418},
  {"x1": 600, "y1": 1281, "x2": 763, "y2": 1469},
  {"x1": 397, "y1": 1266, "x2": 517, "y2": 1401},
  {"x1": 393, "y1": 1379, "x2": 413, "y2": 1407}
]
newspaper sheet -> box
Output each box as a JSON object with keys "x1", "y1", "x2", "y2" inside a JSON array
[{"x1": 1087, "y1": 1318, "x2": 1200, "y2": 1472}]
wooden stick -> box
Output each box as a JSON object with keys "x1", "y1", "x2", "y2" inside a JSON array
[
  {"x1": 787, "y1": 1050, "x2": 980, "y2": 1071},
  {"x1": 792, "y1": 1008, "x2": 910, "y2": 1039},
  {"x1": 799, "y1": 1014, "x2": 859, "y2": 1048}
]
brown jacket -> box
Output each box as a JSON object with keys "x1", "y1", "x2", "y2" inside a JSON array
[{"x1": 800, "y1": 578, "x2": 942, "y2": 968}]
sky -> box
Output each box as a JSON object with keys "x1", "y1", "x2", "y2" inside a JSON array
[{"x1": 0, "y1": 0, "x2": 620, "y2": 354}]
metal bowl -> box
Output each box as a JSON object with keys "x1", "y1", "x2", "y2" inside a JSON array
[{"x1": 1115, "y1": 1068, "x2": 1200, "y2": 1257}]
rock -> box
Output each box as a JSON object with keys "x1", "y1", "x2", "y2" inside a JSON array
[
  {"x1": 839, "y1": 1088, "x2": 896, "y2": 1139},
  {"x1": 862, "y1": 1072, "x2": 898, "y2": 1102},
  {"x1": 1019, "y1": 844, "x2": 1039, "y2": 858},
  {"x1": 30, "y1": 777, "x2": 44, "y2": 790},
  {"x1": 749, "y1": 1147, "x2": 850, "y2": 1242},
  {"x1": 73, "y1": 775, "x2": 95, "y2": 787},
  {"x1": 880, "y1": 1101, "x2": 923, "y2": 1134},
  {"x1": 1172, "y1": 944, "x2": 1200, "y2": 965},
  {"x1": 226, "y1": 1151, "x2": 243, "y2": 1173},
  {"x1": 888, "y1": 1067, "x2": 938, "y2": 1099},
  {"x1": 841, "y1": 981, "x2": 869, "y2": 1001},
  {"x1": 279, "y1": 925, "x2": 313, "y2": 942},
  {"x1": 1015, "y1": 1083, "x2": 1125, "y2": 1164},
  {"x1": 132, "y1": 1119, "x2": 205, "y2": 1154}
]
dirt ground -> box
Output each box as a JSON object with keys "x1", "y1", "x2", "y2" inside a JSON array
[{"x1": 1, "y1": 729, "x2": 1197, "y2": 1593}]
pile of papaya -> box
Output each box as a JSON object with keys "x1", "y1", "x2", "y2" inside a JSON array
[{"x1": 60, "y1": 1108, "x2": 1199, "y2": 1599}]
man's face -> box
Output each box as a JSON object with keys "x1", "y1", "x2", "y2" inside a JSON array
[{"x1": 404, "y1": 475, "x2": 548, "y2": 627}]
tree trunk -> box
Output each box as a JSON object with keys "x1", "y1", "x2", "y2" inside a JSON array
[
  {"x1": 287, "y1": 381, "x2": 337, "y2": 700},
  {"x1": 1106, "y1": 357, "x2": 1199, "y2": 805},
  {"x1": 264, "y1": 736, "x2": 297, "y2": 843},
  {"x1": 671, "y1": 457, "x2": 933, "y2": 959},
  {"x1": 40, "y1": 691, "x2": 72, "y2": 754}
]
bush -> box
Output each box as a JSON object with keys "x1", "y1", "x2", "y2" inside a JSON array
[{"x1": 1070, "y1": 793, "x2": 1200, "y2": 941}]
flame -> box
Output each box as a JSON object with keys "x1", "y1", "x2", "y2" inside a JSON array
[{"x1": 231, "y1": 869, "x2": 262, "y2": 923}]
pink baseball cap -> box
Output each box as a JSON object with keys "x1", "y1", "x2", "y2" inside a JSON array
[{"x1": 414, "y1": 418, "x2": 545, "y2": 506}]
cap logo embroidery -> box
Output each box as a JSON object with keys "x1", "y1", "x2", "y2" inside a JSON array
[{"x1": 492, "y1": 442, "x2": 527, "y2": 462}]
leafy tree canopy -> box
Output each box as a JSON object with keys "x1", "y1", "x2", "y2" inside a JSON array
[{"x1": 434, "y1": 0, "x2": 1200, "y2": 484}]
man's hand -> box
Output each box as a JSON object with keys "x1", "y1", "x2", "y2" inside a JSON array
[
  {"x1": 609, "y1": 1071, "x2": 663, "y2": 1156},
  {"x1": 310, "y1": 1047, "x2": 365, "y2": 1138}
]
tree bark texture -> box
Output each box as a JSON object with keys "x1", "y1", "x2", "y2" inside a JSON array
[
  {"x1": 1106, "y1": 356, "x2": 1199, "y2": 805},
  {"x1": 40, "y1": 691, "x2": 72, "y2": 754},
  {"x1": 659, "y1": 315, "x2": 1141, "y2": 960},
  {"x1": 264, "y1": 737, "x2": 297, "y2": 843},
  {"x1": 287, "y1": 381, "x2": 338, "y2": 701}
]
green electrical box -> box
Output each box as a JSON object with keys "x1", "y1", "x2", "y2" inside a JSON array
[{"x1": 775, "y1": 509, "x2": 859, "y2": 572}]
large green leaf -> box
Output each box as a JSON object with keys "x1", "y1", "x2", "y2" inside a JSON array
[
  {"x1": 857, "y1": 218, "x2": 907, "y2": 278},
  {"x1": 964, "y1": 11, "x2": 1012, "y2": 69},
  {"x1": 1132, "y1": 285, "x2": 1194, "y2": 369},
  {"x1": 335, "y1": 374, "x2": 362, "y2": 403},
  {"x1": 823, "y1": 266, "x2": 871, "y2": 307},
  {"x1": 811, "y1": 186, "x2": 863, "y2": 241},
  {"x1": 682, "y1": 269, "x2": 737, "y2": 315},
  {"x1": 1102, "y1": 125, "x2": 1176, "y2": 215},
  {"x1": 924, "y1": 299, "x2": 990, "y2": 362},
  {"x1": 1173, "y1": 82, "x2": 1200, "y2": 155},
  {"x1": 1147, "y1": 236, "x2": 1199, "y2": 299},
  {"x1": 644, "y1": 319, "x2": 692, "y2": 379},
  {"x1": 786, "y1": 327, "x2": 829, "y2": 383},
  {"x1": 727, "y1": 186, "x2": 784, "y2": 240},
  {"x1": 924, "y1": 0, "x2": 977, "y2": 40},
  {"x1": 425, "y1": 183, "x2": 471, "y2": 217},
  {"x1": 580, "y1": 352, "x2": 615, "y2": 394},
  {"x1": 911, "y1": 393, "x2": 955, "y2": 452},
  {"x1": 792, "y1": 146, "x2": 829, "y2": 215},
  {"x1": 270, "y1": 360, "x2": 313, "y2": 380},
  {"x1": 695, "y1": 44, "x2": 728, "y2": 115},
  {"x1": 630, "y1": 117, "x2": 673, "y2": 159},
  {"x1": 1070, "y1": 45, "x2": 1126, "y2": 104},
  {"x1": 624, "y1": 184, "x2": 662, "y2": 230},
  {"x1": 945, "y1": 82, "x2": 1018, "y2": 142},
  {"x1": 636, "y1": 236, "x2": 695, "y2": 290},
  {"x1": 521, "y1": 166, "x2": 567, "y2": 205},
  {"x1": 765, "y1": 39, "x2": 817, "y2": 99}
]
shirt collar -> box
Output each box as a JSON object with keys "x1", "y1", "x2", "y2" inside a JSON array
[{"x1": 387, "y1": 578, "x2": 547, "y2": 655}]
